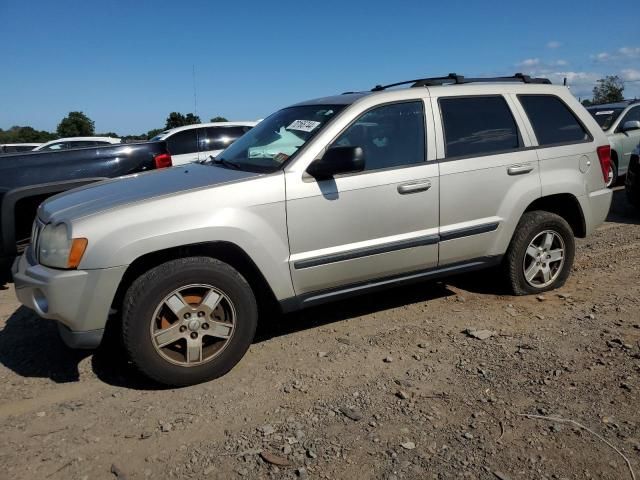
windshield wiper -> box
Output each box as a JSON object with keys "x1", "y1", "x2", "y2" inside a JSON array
[{"x1": 206, "y1": 156, "x2": 242, "y2": 170}]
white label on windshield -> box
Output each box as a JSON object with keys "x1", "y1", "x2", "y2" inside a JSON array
[
  {"x1": 595, "y1": 110, "x2": 614, "y2": 115},
  {"x1": 287, "y1": 120, "x2": 321, "y2": 132}
]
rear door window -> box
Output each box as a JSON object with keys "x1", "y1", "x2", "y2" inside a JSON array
[
  {"x1": 167, "y1": 129, "x2": 198, "y2": 155},
  {"x1": 439, "y1": 96, "x2": 521, "y2": 158},
  {"x1": 519, "y1": 95, "x2": 590, "y2": 146}
]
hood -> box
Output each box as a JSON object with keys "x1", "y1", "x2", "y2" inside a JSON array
[{"x1": 39, "y1": 164, "x2": 261, "y2": 223}]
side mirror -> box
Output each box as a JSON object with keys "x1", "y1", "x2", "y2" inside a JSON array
[
  {"x1": 622, "y1": 120, "x2": 640, "y2": 132},
  {"x1": 306, "y1": 146, "x2": 365, "y2": 180}
]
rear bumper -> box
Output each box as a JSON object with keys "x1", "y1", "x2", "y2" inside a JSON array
[
  {"x1": 579, "y1": 188, "x2": 612, "y2": 235},
  {"x1": 12, "y1": 251, "x2": 126, "y2": 349},
  {"x1": 626, "y1": 165, "x2": 640, "y2": 206}
]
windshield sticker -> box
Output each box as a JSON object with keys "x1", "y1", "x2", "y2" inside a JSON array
[
  {"x1": 287, "y1": 120, "x2": 321, "y2": 132},
  {"x1": 595, "y1": 110, "x2": 614, "y2": 115}
]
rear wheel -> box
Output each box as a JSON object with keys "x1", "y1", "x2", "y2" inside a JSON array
[
  {"x1": 122, "y1": 257, "x2": 257, "y2": 386},
  {"x1": 605, "y1": 160, "x2": 618, "y2": 188},
  {"x1": 504, "y1": 211, "x2": 575, "y2": 295}
]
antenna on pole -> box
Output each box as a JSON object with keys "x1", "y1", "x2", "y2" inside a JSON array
[
  {"x1": 192, "y1": 64, "x2": 198, "y2": 116},
  {"x1": 563, "y1": 77, "x2": 567, "y2": 86}
]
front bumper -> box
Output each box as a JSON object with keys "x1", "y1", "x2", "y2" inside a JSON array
[{"x1": 12, "y1": 251, "x2": 126, "y2": 349}]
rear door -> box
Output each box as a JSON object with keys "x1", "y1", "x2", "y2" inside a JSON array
[
  {"x1": 432, "y1": 94, "x2": 541, "y2": 265},
  {"x1": 166, "y1": 129, "x2": 199, "y2": 165}
]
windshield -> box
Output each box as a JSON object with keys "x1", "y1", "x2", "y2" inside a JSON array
[
  {"x1": 213, "y1": 105, "x2": 345, "y2": 172},
  {"x1": 588, "y1": 107, "x2": 625, "y2": 130}
]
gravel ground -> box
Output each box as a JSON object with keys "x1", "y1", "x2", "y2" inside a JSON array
[{"x1": 0, "y1": 189, "x2": 639, "y2": 480}]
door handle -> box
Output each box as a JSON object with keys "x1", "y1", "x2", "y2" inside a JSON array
[
  {"x1": 397, "y1": 180, "x2": 431, "y2": 194},
  {"x1": 507, "y1": 164, "x2": 534, "y2": 176}
]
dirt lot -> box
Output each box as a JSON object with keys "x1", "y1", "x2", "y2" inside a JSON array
[{"x1": 0, "y1": 189, "x2": 639, "y2": 480}]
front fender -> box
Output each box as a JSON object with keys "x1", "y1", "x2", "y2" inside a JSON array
[{"x1": 74, "y1": 174, "x2": 294, "y2": 300}]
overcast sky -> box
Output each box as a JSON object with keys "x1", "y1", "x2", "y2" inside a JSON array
[{"x1": 1, "y1": 0, "x2": 639, "y2": 135}]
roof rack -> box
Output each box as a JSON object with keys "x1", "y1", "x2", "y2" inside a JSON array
[{"x1": 371, "y1": 73, "x2": 551, "y2": 91}]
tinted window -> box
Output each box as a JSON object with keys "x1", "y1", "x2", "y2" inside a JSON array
[
  {"x1": 331, "y1": 101, "x2": 425, "y2": 171},
  {"x1": 440, "y1": 96, "x2": 520, "y2": 158},
  {"x1": 167, "y1": 129, "x2": 198, "y2": 155},
  {"x1": 519, "y1": 95, "x2": 589, "y2": 146},
  {"x1": 620, "y1": 106, "x2": 640, "y2": 127},
  {"x1": 68, "y1": 141, "x2": 98, "y2": 148},
  {"x1": 200, "y1": 127, "x2": 249, "y2": 151}
]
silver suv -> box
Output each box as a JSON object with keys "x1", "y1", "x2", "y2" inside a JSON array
[{"x1": 13, "y1": 73, "x2": 613, "y2": 386}]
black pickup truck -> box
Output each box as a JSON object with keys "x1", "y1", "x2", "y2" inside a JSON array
[{"x1": 0, "y1": 141, "x2": 172, "y2": 281}]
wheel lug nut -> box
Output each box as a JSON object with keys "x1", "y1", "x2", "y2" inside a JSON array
[
  {"x1": 190, "y1": 332, "x2": 198, "y2": 339},
  {"x1": 179, "y1": 326, "x2": 187, "y2": 332},
  {"x1": 184, "y1": 313, "x2": 191, "y2": 319},
  {"x1": 202, "y1": 323, "x2": 209, "y2": 330},
  {"x1": 197, "y1": 311, "x2": 205, "y2": 318}
]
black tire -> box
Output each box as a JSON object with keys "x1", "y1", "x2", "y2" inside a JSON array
[
  {"x1": 122, "y1": 257, "x2": 257, "y2": 387},
  {"x1": 504, "y1": 211, "x2": 575, "y2": 295}
]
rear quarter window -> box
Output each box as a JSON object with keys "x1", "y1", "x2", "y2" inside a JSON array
[
  {"x1": 439, "y1": 96, "x2": 521, "y2": 158},
  {"x1": 518, "y1": 95, "x2": 591, "y2": 146}
]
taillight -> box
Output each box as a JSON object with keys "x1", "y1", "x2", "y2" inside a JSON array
[
  {"x1": 596, "y1": 145, "x2": 611, "y2": 184},
  {"x1": 154, "y1": 153, "x2": 172, "y2": 169}
]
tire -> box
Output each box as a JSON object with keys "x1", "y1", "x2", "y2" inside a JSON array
[
  {"x1": 503, "y1": 211, "x2": 575, "y2": 295},
  {"x1": 606, "y1": 159, "x2": 618, "y2": 188},
  {"x1": 122, "y1": 257, "x2": 257, "y2": 387}
]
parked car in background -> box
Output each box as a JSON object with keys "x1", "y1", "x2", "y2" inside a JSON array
[
  {"x1": 0, "y1": 141, "x2": 172, "y2": 282},
  {"x1": 625, "y1": 142, "x2": 640, "y2": 208},
  {"x1": 33, "y1": 136, "x2": 122, "y2": 151},
  {"x1": 13, "y1": 73, "x2": 612, "y2": 386},
  {"x1": 587, "y1": 99, "x2": 640, "y2": 186},
  {"x1": 150, "y1": 122, "x2": 258, "y2": 165},
  {"x1": 0, "y1": 143, "x2": 42, "y2": 154}
]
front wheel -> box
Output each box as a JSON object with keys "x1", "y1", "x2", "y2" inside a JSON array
[
  {"x1": 122, "y1": 257, "x2": 257, "y2": 386},
  {"x1": 504, "y1": 211, "x2": 575, "y2": 295}
]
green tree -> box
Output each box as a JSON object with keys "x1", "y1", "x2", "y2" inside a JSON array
[
  {"x1": 210, "y1": 116, "x2": 228, "y2": 122},
  {"x1": 184, "y1": 113, "x2": 201, "y2": 125},
  {"x1": 57, "y1": 111, "x2": 95, "y2": 137},
  {"x1": 165, "y1": 112, "x2": 186, "y2": 129},
  {"x1": 165, "y1": 112, "x2": 201, "y2": 129},
  {"x1": 0, "y1": 126, "x2": 56, "y2": 143},
  {"x1": 581, "y1": 99, "x2": 593, "y2": 107},
  {"x1": 146, "y1": 128, "x2": 164, "y2": 139},
  {"x1": 592, "y1": 76, "x2": 624, "y2": 104}
]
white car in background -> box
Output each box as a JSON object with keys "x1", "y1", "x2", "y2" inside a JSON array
[
  {"x1": 150, "y1": 122, "x2": 258, "y2": 166},
  {"x1": 0, "y1": 143, "x2": 42, "y2": 154},
  {"x1": 34, "y1": 137, "x2": 122, "y2": 151}
]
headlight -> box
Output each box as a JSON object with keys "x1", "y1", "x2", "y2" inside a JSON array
[{"x1": 38, "y1": 223, "x2": 88, "y2": 269}]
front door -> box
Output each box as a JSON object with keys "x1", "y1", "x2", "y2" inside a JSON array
[
  {"x1": 167, "y1": 129, "x2": 200, "y2": 166},
  {"x1": 285, "y1": 100, "x2": 440, "y2": 295},
  {"x1": 614, "y1": 106, "x2": 640, "y2": 174}
]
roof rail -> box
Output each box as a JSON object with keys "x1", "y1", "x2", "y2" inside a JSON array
[{"x1": 371, "y1": 73, "x2": 551, "y2": 91}]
